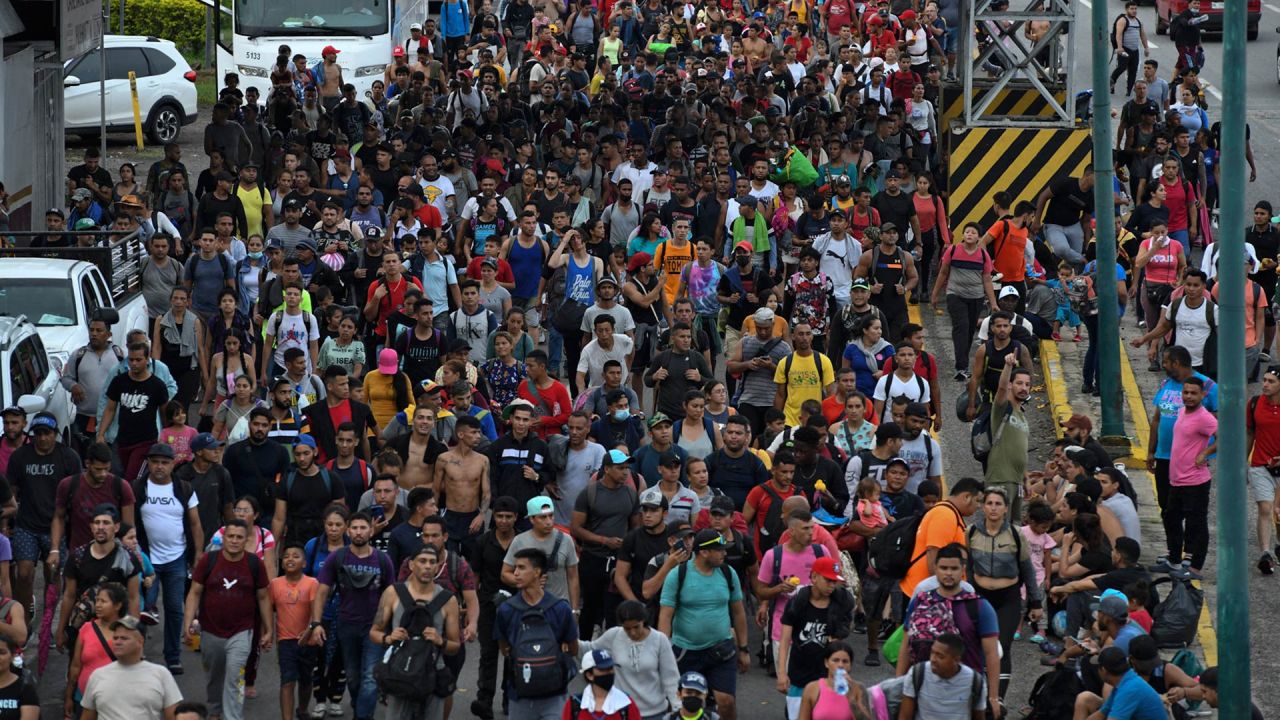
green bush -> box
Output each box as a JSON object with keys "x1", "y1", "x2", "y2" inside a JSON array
[{"x1": 108, "y1": 0, "x2": 208, "y2": 56}]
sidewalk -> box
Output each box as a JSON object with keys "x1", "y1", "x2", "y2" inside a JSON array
[{"x1": 1039, "y1": 323, "x2": 1218, "y2": 669}]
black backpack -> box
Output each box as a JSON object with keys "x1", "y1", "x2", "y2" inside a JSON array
[
  {"x1": 758, "y1": 484, "x2": 789, "y2": 553},
  {"x1": 1025, "y1": 665, "x2": 1085, "y2": 720},
  {"x1": 507, "y1": 595, "x2": 574, "y2": 699},
  {"x1": 1149, "y1": 575, "x2": 1204, "y2": 648},
  {"x1": 868, "y1": 503, "x2": 961, "y2": 579},
  {"x1": 1110, "y1": 13, "x2": 1128, "y2": 50},
  {"x1": 374, "y1": 584, "x2": 455, "y2": 700}
]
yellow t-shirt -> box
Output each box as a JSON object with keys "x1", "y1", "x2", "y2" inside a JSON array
[
  {"x1": 236, "y1": 183, "x2": 270, "y2": 239},
  {"x1": 364, "y1": 371, "x2": 411, "y2": 429},
  {"x1": 773, "y1": 351, "x2": 835, "y2": 425},
  {"x1": 654, "y1": 240, "x2": 695, "y2": 306}
]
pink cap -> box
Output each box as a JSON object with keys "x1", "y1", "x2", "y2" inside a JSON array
[{"x1": 378, "y1": 348, "x2": 399, "y2": 374}]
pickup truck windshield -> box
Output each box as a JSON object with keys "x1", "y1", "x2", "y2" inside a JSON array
[{"x1": 0, "y1": 279, "x2": 78, "y2": 326}]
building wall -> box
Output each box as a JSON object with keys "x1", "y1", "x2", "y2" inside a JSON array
[{"x1": 0, "y1": 43, "x2": 62, "y2": 231}]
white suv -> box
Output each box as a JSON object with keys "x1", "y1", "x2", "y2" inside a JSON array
[
  {"x1": 63, "y1": 35, "x2": 199, "y2": 145},
  {"x1": 0, "y1": 316, "x2": 75, "y2": 441}
]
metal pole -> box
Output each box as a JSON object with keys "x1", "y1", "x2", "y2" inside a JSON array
[
  {"x1": 1217, "y1": 0, "x2": 1250, "y2": 713},
  {"x1": 1090, "y1": 0, "x2": 1122, "y2": 437},
  {"x1": 118, "y1": 0, "x2": 125, "y2": 33},
  {"x1": 99, "y1": 4, "x2": 107, "y2": 160},
  {"x1": 205, "y1": 6, "x2": 215, "y2": 70}
]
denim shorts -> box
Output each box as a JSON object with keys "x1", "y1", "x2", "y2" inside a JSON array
[
  {"x1": 12, "y1": 527, "x2": 52, "y2": 563},
  {"x1": 278, "y1": 639, "x2": 318, "y2": 684}
]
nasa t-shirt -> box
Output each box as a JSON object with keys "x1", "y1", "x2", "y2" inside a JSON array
[
  {"x1": 191, "y1": 551, "x2": 269, "y2": 638},
  {"x1": 140, "y1": 480, "x2": 199, "y2": 564},
  {"x1": 105, "y1": 373, "x2": 169, "y2": 446}
]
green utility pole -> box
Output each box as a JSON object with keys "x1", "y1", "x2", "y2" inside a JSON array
[
  {"x1": 1217, "y1": 0, "x2": 1250, "y2": 713},
  {"x1": 1090, "y1": 0, "x2": 1123, "y2": 437}
]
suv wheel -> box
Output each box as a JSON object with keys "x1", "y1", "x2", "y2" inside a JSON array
[{"x1": 147, "y1": 103, "x2": 183, "y2": 145}]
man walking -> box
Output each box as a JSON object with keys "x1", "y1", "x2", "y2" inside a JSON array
[
  {"x1": 81, "y1": 616, "x2": 184, "y2": 720},
  {"x1": 1110, "y1": 2, "x2": 1148, "y2": 97},
  {"x1": 1163, "y1": 377, "x2": 1217, "y2": 579},
  {"x1": 1247, "y1": 369, "x2": 1280, "y2": 574},
  {"x1": 183, "y1": 519, "x2": 272, "y2": 720}
]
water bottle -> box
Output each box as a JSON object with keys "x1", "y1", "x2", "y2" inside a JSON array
[{"x1": 834, "y1": 668, "x2": 849, "y2": 696}]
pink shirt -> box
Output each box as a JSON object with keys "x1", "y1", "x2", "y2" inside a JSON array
[
  {"x1": 161, "y1": 425, "x2": 198, "y2": 464},
  {"x1": 1170, "y1": 406, "x2": 1217, "y2": 486},
  {"x1": 1139, "y1": 237, "x2": 1184, "y2": 286},
  {"x1": 1019, "y1": 525, "x2": 1057, "y2": 587},
  {"x1": 757, "y1": 543, "x2": 825, "y2": 641}
]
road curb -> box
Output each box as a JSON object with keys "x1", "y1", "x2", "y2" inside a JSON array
[{"x1": 1037, "y1": 340, "x2": 1073, "y2": 439}]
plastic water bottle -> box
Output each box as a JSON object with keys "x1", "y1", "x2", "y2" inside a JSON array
[{"x1": 834, "y1": 668, "x2": 849, "y2": 696}]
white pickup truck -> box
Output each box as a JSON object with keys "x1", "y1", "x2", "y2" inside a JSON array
[{"x1": 0, "y1": 238, "x2": 151, "y2": 366}]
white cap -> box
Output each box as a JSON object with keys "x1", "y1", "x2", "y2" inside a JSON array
[
  {"x1": 753, "y1": 307, "x2": 775, "y2": 325},
  {"x1": 410, "y1": 22, "x2": 423, "y2": 30},
  {"x1": 998, "y1": 286, "x2": 1020, "y2": 299}
]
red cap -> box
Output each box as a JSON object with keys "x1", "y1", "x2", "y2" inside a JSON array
[
  {"x1": 482, "y1": 158, "x2": 505, "y2": 176},
  {"x1": 392, "y1": 47, "x2": 406, "y2": 58},
  {"x1": 734, "y1": 240, "x2": 754, "y2": 254},
  {"x1": 322, "y1": 45, "x2": 341, "y2": 56},
  {"x1": 627, "y1": 251, "x2": 653, "y2": 273},
  {"x1": 812, "y1": 557, "x2": 842, "y2": 582},
  {"x1": 900, "y1": 9, "x2": 917, "y2": 20},
  {"x1": 867, "y1": 14, "x2": 884, "y2": 25}
]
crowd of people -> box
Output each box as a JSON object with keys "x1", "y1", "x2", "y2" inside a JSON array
[{"x1": 1, "y1": 0, "x2": 1269, "y2": 718}]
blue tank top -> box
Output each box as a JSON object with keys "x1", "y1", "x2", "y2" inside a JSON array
[
  {"x1": 565, "y1": 254, "x2": 595, "y2": 306},
  {"x1": 509, "y1": 238, "x2": 544, "y2": 299}
]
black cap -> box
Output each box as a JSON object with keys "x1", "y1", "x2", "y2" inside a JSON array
[
  {"x1": 146, "y1": 443, "x2": 175, "y2": 459},
  {"x1": 492, "y1": 496, "x2": 520, "y2": 515},
  {"x1": 659, "y1": 450, "x2": 683, "y2": 467},
  {"x1": 1097, "y1": 646, "x2": 1129, "y2": 675},
  {"x1": 708, "y1": 495, "x2": 735, "y2": 515}
]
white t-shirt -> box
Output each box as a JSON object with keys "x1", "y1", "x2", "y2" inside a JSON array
[
  {"x1": 1164, "y1": 297, "x2": 1218, "y2": 367},
  {"x1": 578, "y1": 335, "x2": 636, "y2": 385},
  {"x1": 813, "y1": 232, "x2": 861, "y2": 302},
  {"x1": 141, "y1": 480, "x2": 200, "y2": 564},
  {"x1": 269, "y1": 310, "x2": 321, "y2": 371},
  {"x1": 873, "y1": 372, "x2": 930, "y2": 405},
  {"x1": 898, "y1": 433, "x2": 942, "y2": 494},
  {"x1": 419, "y1": 174, "x2": 456, "y2": 218},
  {"x1": 557, "y1": 441, "x2": 607, "y2": 526}
]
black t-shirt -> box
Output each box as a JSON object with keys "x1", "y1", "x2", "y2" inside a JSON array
[
  {"x1": 222, "y1": 439, "x2": 290, "y2": 523},
  {"x1": 881, "y1": 488, "x2": 925, "y2": 520},
  {"x1": 532, "y1": 190, "x2": 569, "y2": 226},
  {"x1": 370, "y1": 506, "x2": 407, "y2": 553},
  {"x1": 9, "y1": 445, "x2": 81, "y2": 533},
  {"x1": 475, "y1": 529, "x2": 515, "y2": 595},
  {"x1": 387, "y1": 519, "x2": 424, "y2": 570},
  {"x1": 282, "y1": 468, "x2": 347, "y2": 524},
  {"x1": 396, "y1": 328, "x2": 445, "y2": 387},
  {"x1": 871, "y1": 190, "x2": 917, "y2": 236},
  {"x1": 1092, "y1": 566, "x2": 1151, "y2": 599},
  {"x1": 618, "y1": 527, "x2": 671, "y2": 598},
  {"x1": 196, "y1": 192, "x2": 247, "y2": 237},
  {"x1": 175, "y1": 463, "x2": 235, "y2": 551},
  {"x1": 1249, "y1": 226, "x2": 1280, "y2": 296},
  {"x1": 780, "y1": 587, "x2": 856, "y2": 687},
  {"x1": 1079, "y1": 542, "x2": 1115, "y2": 575},
  {"x1": 718, "y1": 267, "x2": 776, "y2": 328},
  {"x1": 660, "y1": 199, "x2": 698, "y2": 232},
  {"x1": 106, "y1": 373, "x2": 169, "y2": 446},
  {"x1": 285, "y1": 190, "x2": 323, "y2": 228},
  {"x1": 0, "y1": 675, "x2": 38, "y2": 720},
  {"x1": 1042, "y1": 175, "x2": 1095, "y2": 227},
  {"x1": 64, "y1": 543, "x2": 142, "y2": 591},
  {"x1": 67, "y1": 165, "x2": 112, "y2": 192}
]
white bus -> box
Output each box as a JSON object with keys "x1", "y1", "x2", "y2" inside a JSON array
[{"x1": 206, "y1": 0, "x2": 435, "y2": 99}]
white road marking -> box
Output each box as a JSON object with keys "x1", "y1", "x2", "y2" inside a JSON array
[
  {"x1": 1080, "y1": 0, "x2": 1091, "y2": 6},
  {"x1": 1265, "y1": 3, "x2": 1280, "y2": 13},
  {"x1": 1146, "y1": 41, "x2": 1160, "y2": 49},
  {"x1": 1207, "y1": 86, "x2": 1224, "y2": 101}
]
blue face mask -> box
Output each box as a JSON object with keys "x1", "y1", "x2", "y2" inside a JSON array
[
  {"x1": 614, "y1": 408, "x2": 631, "y2": 422},
  {"x1": 247, "y1": 251, "x2": 264, "y2": 260}
]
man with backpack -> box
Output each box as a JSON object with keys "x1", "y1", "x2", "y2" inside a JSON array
[
  {"x1": 571, "y1": 449, "x2": 642, "y2": 638},
  {"x1": 496, "y1": 547, "x2": 580, "y2": 720},
  {"x1": 1110, "y1": 2, "x2": 1148, "y2": 97},
  {"x1": 774, "y1": 555, "x2": 855, "y2": 719},
  {"x1": 370, "y1": 544, "x2": 462, "y2": 720},
  {"x1": 844, "y1": 422, "x2": 904, "y2": 497},
  {"x1": 60, "y1": 318, "x2": 125, "y2": 438},
  {"x1": 897, "y1": 632, "x2": 990, "y2": 720},
  {"x1": 659, "y1": 529, "x2": 750, "y2": 720},
  {"x1": 50, "y1": 441, "x2": 136, "y2": 559},
  {"x1": 55, "y1": 503, "x2": 142, "y2": 651},
  {"x1": 965, "y1": 311, "x2": 1033, "y2": 420},
  {"x1": 310, "y1": 511, "x2": 397, "y2": 720},
  {"x1": 896, "y1": 477, "x2": 983, "y2": 601},
  {"x1": 182, "y1": 519, "x2": 272, "y2": 720},
  {"x1": 743, "y1": 450, "x2": 800, "y2": 555},
  {"x1": 175, "y1": 433, "x2": 236, "y2": 551},
  {"x1": 754, "y1": 509, "x2": 827, "y2": 673},
  {"x1": 872, "y1": 342, "x2": 931, "y2": 420},
  {"x1": 272, "y1": 434, "x2": 346, "y2": 549},
  {"x1": 1133, "y1": 270, "x2": 1218, "y2": 379}
]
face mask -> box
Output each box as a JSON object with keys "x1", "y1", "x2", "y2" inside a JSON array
[
  {"x1": 735, "y1": 254, "x2": 752, "y2": 266},
  {"x1": 613, "y1": 408, "x2": 631, "y2": 422},
  {"x1": 681, "y1": 697, "x2": 704, "y2": 714},
  {"x1": 592, "y1": 674, "x2": 615, "y2": 691},
  {"x1": 247, "y1": 251, "x2": 264, "y2": 260}
]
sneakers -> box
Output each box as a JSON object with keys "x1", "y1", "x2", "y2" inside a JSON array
[
  {"x1": 1258, "y1": 552, "x2": 1275, "y2": 575},
  {"x1": 954, "y1": 370, "x2": 969, "y2": 382},
  {"x1": 1052, "y1": 331, "x2": 1062, "y2": 341},
  {"x1": 471, "y1": 700, "x2": 495, "y2": 720},
  {"x1": 1073, "y1": 332, "x2": 1083, "y2": 342},
  {"x1": 1149, "y1": 556, "x2": 1177, "y2": 574},
  {"x1": 140, "y1": 610, "x2": 159, "y2": 626},
  {"x1": 329, "y1": 703, "x2": 344, "y2": 717},
  {"x1": 167, "y1": 663, "x2": 184, "y2": 676},
  {"x1": 1030, "y1": 633, "x2": 1047, "y2": 645},
  {"x1": 863, "y1": 650, "x2": 881, "y2": 666}
]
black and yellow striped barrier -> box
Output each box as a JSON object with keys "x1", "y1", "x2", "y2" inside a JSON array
[
  {"x1": 940, "y1": 84, "x2": 1070, "y2": 136},
  {"x1": 944, "y1": 126, "x2": 1092, "y2": 234}
]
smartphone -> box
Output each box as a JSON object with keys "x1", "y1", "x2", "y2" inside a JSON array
[{"x1": 371, "y1": 505, "x2": 385, "y2": 521}]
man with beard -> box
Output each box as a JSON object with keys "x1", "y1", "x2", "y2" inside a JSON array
[
  {"x1": 174, "y1": 433, "x2": 237, "y2": 554},
  {"x1": 56, "y1": 504, "x2": 142, "y2": 650},
  {"x1": 790, "y1": 427, "x2": 848, "y2": 513},
  {"x1": 0, "y1": 406, "x2": 27, "y2": 478},
  {"x1": 272, "y1": 435, "x2": 346, "y2": 549},
  {"x1": 705, "y1": 417, "x2": 771, "y2": 511},
  {"x1": 487, "y1": 401, "x2": 554, "y2": 524},
  {"x1": 1060, "y1": 413, "x2": 1113, "y2": 469},
  {"x1": 898, "y1": 402, "x2": 942, "y2": 495},
  {"x1": 60, "y1": 318, "x2": 124, "y2": 438},
  {"x1": 264, "y1": 377, "x2": 306, "y2": 448},
  {"x1": 984, "y1": 355, "x2": 1032, "y2": 520},
  {"x1": 309, "y1": 511, "x2": 396, "y2": 720},
  {"x1": 222, "y1": 408, "x2": 291, "y2": 523},
  {"x1": 614, "y1": 487, "x2": 673, "y2": 606}
]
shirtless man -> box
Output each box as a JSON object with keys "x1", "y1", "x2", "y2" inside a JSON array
[
  {"x1": 433, "y1": 414, "x2": 490, "y2": 562},
  {"x1": 743, "y1": 23, "x2": 770, "y2": 69},
  {"x1": 317, "y1": 45, "x2": 345, "y2": 113},
  {"x1": 398, "y1": 405, "x2": 441, "y2": 488}
]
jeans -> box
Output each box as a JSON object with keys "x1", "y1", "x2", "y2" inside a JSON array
[
  {"x1": 154, "y1": 557, "x2": 189, "y2": 666},
  {"x1": 946, "y1": 295, "x2": 985, "y2": 371},
  {"x1": 202, "y1": 629, "x2": 253, "y2": 720},
  {"x1": 1082, "y1": 313, "x2": 1100, "y2": 388},
  {"x1": 1169, "y1": 230, "x2": 1191, "y2": 258},
  {"x1": 547, "y1": 326, "x2": 564, "y2": 377},
  {"x1": 1043, "y1": 223, "x2": 1086, "y2": 267},
  {"x1": 1165, "y1": 482, "x2": 1212, "y2": 569},
  {"x1": 508, "y1": 693, "x2": 567, "y2": 720},
  {"x1": 337, "y1": 622, "x2": 381, "y2": 719}
]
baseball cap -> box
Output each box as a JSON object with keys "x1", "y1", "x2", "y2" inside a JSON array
[
  {"x1": 1062, "y1": 414, "x2": 1092, "y2": 432},
  {"x1": 900, "y1": 9, "x2": 917, "y2": 20},
  {"x1": 526, "y1": 496, "x2": 555, "y2": 517},
  {"x1": 321, "y1": 45, "x2": 341, "y2": 56},
  {"x1": 658, "y1": 450, "x2": 682, "y2": 467},
  {"x1": 708, "y1": 495, "x2": 735, "y2": 516},
  {"x1": 646, "y1": 412, "x2": 673, "y2": 429},
  {"x1": 1127, "y1": 635, "x2": 1161, "y2": 673},
  {"x1": 410, "y1": 22, "x2": 423, "y2": 29},
  {"x1": 880, "y1": 221, "x2": 899, "y2": 233},
  {"x1": 851, "y1": 277, "x2": 871, "y2": 291},
  {"x1": 46, "y1": 207, "x2": 65, "y2": 218},
  {"x1": 111, "y1": 615, "x2": 148, "y2": 636},
  {"x1": 74, "y1": 218, "x2": 97, "y2": 231},
  {"x1": 266, "y1": 237, "x2": 284, "y2": 250},
  {"x1": 72, "y1": 188, "x2": 93, "y2": 202},
  {"x1": 392, "y1": 47, "x2": 406, "y2": 57},
  {"x1": 811, "y1": 556, "x2": 842, "y2": 582},
  {"x1": 753, "y1": 307, "x2": 775, "y2": 325},
  {"x1": 639, "y1": 487, "x2": 668, "y2": 509},
  {"x1": 885, "y1": 457, "x2": 911, "y2": 473},
  {"x1": 191, "y1": 433, "x2": 224, "y2": 452},
  {"x1": 29, "y1": 412, "x2": 58, "y2": 434},
  {"x1": 481, "y1": 257, "x2": 499, "y2": 270},
  {"x1": 581, "y1": 648, "x2": 615, "y2": 672},
  {"x1": 295, "y1": 434, "x2": 318, "y2": 450},
  {"x1": 679, "y1": 672, "x2": 709, "y2": 693},
  {"x1": 597, "y1": 273, "x2": 619, "y2": 288},
  {"x1": 734, "y1": 240, "x2": 755, "y2": 254},
  {"x1": 1098, "y1": 646, "x2": 1129, "y2": 675},
  {"x1": 998, "y1": 285, "x2": 1021, "y2": 299},
  {"x1": 735, "y1": 194, "x2": 757, "y2": 208},
  {"x1": 1094, "y1": 594, "x2": 1129, "y2": 620},
  {"x1": 694, "y1": 528, "x2": 726, "y2": 549},
  {"x1": 0, "y1": 407, "x2": 24, "y2": 419},
  {"x1": 493, "y1": 496, "x2": 520, "y2": 515},
  {"x1": 602, "y1": 449, "x2": 632, "y2": 466},
  {"x1": 146, "y1": 443, "x2": 175, "y2": 459},
  {"x1": 627, "y1": 251, "x2": 653, "y2": 273},
  {"x1": 1065, "y1": 445, "x2": 1097, "y2": 470},
  {"x1": 377, "y1": 348, "x2": 398, "y2": 374},
  {"x1": 283, "y1": 197, "x2": 304, "y2": 210}
]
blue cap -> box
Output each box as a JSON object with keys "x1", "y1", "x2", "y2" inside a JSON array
[
  {"x1": 680, "y1": 672, "x2": 708, "y2": 693},
  {"x1": 191, "y1": 432, "x2": 224, "y2": 452},
  {"x1": 29, "y1": 412, "x2": 58, "y2": 433},
  {"x1": 295, "y1": 434, "x2": 318, "y2": 449},
  {"x1": 602, "y1": 448, "x2": 631, "y2": 466},
  {"x1": 582, "y1": 648, "x2": 614, "y2": 672}
]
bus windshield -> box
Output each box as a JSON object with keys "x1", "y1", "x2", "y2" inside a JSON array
[{"x1": 235, "y1": 0, "x2": 389, "y2": 38}]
